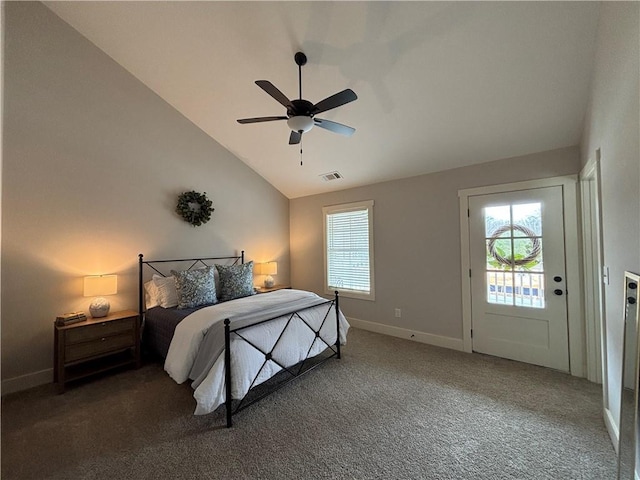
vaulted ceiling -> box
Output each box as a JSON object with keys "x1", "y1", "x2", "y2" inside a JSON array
[{"x1": 45, "y1": 1, "x2": 600, "y2": 199}]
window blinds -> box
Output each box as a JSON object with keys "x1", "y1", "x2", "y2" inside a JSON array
[{"x1": 326, "y1": 208, "x2": 371, "y2": 293}]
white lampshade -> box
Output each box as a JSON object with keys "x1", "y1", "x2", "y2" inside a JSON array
[
  {"x1": 256, "y1": 262, "x2": 277, "y2": 276},
  {"x1": 84, "y1": 275, "x2": 117, "y2": 318},
  {"x1": 255, "y1": 262, "x2": 277, "y2": 288},
  {"x1": 84, "y1": 275, "x2": 118, "y2": 296},
  {"x1": 287, "y1": 116, "x2": 314, "y2": 133}
]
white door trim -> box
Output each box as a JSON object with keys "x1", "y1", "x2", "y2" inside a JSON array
[
  {"x1": 580, "y1": 155, "x2": 606, "y2": 385},
  {"x1": 459, "y1": 175, "x2": 585, "y2": 377},
  {"x1": 580, "y1": 152, "x2": 611, "y2": 439}
]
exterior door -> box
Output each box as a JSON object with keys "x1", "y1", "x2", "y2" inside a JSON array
[{"x1": 469, "y1": 186, "x2": 569, "y2": 371}]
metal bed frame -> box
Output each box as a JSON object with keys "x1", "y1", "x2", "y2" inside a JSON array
[{"x1": 138, "y1": 252, "x2": 342, "y2": 428}]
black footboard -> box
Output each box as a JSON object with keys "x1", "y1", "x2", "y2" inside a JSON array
[{"x1": 224, "y1": 291, "x2": 341, "y2": 427}]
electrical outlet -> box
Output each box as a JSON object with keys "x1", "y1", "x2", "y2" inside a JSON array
[{"x1": 394, "y1": 308, "x2": 401, "y2": 318}]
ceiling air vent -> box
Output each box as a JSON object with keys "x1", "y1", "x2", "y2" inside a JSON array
[{"x1": 320, "y1": 171, "x2": 343, "y2": 182}]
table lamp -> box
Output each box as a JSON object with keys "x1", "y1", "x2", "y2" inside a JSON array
[
  {"x1": 256, "y1": 262, "x2": 277, "y2": 288},
  {"x1": 84, "y1": 274, "x2": 117, "y2": 318}
]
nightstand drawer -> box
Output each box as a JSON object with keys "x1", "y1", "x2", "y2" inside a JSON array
[
  {"x1": 66, "y1": 317, "x2": 135, "y2": 344},
  {"x1": 65, "y1": 332, "x2": 135, "y2": 363}
]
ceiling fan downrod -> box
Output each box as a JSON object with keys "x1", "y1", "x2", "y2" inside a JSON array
[{"x1": 294, "y1": 51, "x2": 307, "y2": 100}]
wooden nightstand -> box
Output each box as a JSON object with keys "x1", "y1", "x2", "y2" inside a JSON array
[
  {"x1": 54, "y1": 310, "x2": 140, "y2": 393},
  {"x1": 255, "y1": 285, "x2": 291, "y2": 294}
]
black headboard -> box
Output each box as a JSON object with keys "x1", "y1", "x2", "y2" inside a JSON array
[{"x1": 138, "y1": 251, "x2": 244, "y2": 319}]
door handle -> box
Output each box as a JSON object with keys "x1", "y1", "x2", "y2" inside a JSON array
[{"x1": 554, "y1": 289, "x2": 563, "y2": 296}]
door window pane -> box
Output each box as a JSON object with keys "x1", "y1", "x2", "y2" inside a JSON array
[
  {"x1": 515, "y1": 242, "x2": 543, "y2": 272},
  {"x1": 512, "y1": 238, "x2": 543, "y2": 271},
  {"x1": 486, "y1": 238, "x2": 513, "y2": 271},
  {"x1": 487, "y1": 271, "x2": 514, "y2": 306},
  {"x1": 514, "y1": 273, "x2": 545, "y2": 308},
  {"x1": 512, "y1": 203, "x2": 542, "y2": 236},
  {"x1": 485, "y1": 205, "x2": 511, "y2": 237}
]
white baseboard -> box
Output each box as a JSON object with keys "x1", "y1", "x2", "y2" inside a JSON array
[
  {"x1": 604, "y1": 406, "x2": 618, "y2": 453},
  {"x1": 2, "y1": 368, "x2": 52, "y2": 396},
  {"x1": 347, "y1": 317, "x2": 465, "y2": 352}
]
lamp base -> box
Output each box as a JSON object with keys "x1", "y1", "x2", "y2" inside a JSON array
[
  {"x1": 89, "y1": 297, "x2": 110, "y2": 318},
  {"x1": 264, "y1": 275, "x2": 275, "y2": 288}
]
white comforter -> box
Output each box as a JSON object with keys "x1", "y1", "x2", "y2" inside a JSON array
[{"x1": 165, "y1": 289, "x2": 349, "y2": 415}]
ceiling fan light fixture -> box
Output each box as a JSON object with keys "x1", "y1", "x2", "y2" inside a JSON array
[{"x1": 287, "y1": 115, "x2": 314, "y2": 133}]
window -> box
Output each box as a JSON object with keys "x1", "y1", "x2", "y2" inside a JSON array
[
  {"x1": 323, "y1": 200, "x2": 375, "y2": 300},
  {"x1": 484, "y1": 202, "x2": 545, "y2": 308}
]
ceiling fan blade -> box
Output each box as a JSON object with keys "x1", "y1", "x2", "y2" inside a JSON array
[
  {"x1": 313, "y1": 118, "x2": 356, "y2": 136},
  {"x1": 237, "y1": 116, "x2": 287, "y2": 124},
  {"x1": 312, "y1": 89, "x2": 357, "y2": 115},
  {"x1": 289, "y1": 130, "x2": 302, "y2": 145},
  {"x1": 255, "y1": 80, "x2": 294, "y2": 109}
]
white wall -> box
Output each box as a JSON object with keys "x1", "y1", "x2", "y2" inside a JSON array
[
  {"x1": 2, "y1": 2, "x2": 290, "y2": 393},
  {"x1": 291, "y1": 147, "x2": 580, "y2": 343},
  {"x1": 580, "y1": 2, "x2": 640, "y2": 437}
]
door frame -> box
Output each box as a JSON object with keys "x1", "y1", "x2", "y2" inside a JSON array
[
  {"x1": 459, "y1": 175, "x2": 585, "y2": 377},
  {"x1": 580, "y1": 153, "x2": 612, "y2": 438},
  {"x1": 580, "y1": 155, "x2": 606, "y2": 384}
]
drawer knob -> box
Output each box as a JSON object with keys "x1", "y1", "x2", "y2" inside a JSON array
[{"x1": 101, "y1": 337, "x2": 106, "y2": 342}]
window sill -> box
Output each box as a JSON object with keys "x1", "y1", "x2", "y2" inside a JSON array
[{"x1": 325, "y1": 288, "x2": 375, "y2": 301}]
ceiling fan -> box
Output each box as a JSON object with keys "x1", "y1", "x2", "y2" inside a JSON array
[{"x1": 237, "y1": 52, "x2": 357, "y2": 145}]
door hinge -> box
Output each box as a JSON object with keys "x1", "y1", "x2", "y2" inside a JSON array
[
  {"x1": 469, "y1": 269, "x2": 472, "y2": 277},
  {"x1": 471, "y1": 329, "x2": 473, "y2": 338},
  {"x1": 467, "y1": 209, "x2": 470, "y2": 217}
]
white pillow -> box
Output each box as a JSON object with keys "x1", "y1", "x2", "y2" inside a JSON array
[
  {"x1": 144, "y1": 280, "x2": 160, "y2": 309},
  {"x1": 152, "y1": 274, "x2": 179, "y2": 308}
]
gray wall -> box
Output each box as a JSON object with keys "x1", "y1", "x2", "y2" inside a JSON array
[
  {"x1": 291, "y1": 147, "x2": 580, "y2": 339},
  {"x1": 2, "y1": 2, "x2": 290, "y2": 390},
  {"x1": 580, "y1": 2, "x2": 640, "y2": 430}
]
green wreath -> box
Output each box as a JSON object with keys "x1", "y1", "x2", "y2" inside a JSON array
[{"x1": 176, "y1": 190, "x2": 214, "y2": 227}]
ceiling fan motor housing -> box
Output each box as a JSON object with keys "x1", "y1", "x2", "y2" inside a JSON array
[{"x1": 288, "y1": 99, "x2": 314, "y2": 117}]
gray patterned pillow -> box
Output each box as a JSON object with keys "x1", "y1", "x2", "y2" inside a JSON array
[
  {"x1": 171, "y1": 266, "x2": 217, "y2": 309},
  {"x1": 216, "y1": 261, "x2": 255, "y2": 302}
]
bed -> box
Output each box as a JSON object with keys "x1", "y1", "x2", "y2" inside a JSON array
[{"x1": 138, "y1": 252, "x2": 349, "y2": 427}]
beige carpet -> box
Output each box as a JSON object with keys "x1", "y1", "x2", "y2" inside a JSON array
[{"x1": 2, "y1": 328, "x2": 616, "y2": 479}]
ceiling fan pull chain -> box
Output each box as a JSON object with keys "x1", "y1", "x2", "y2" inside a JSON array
[{"x1": 300, "y1": 135, "x2": 303, "y2": 166}]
